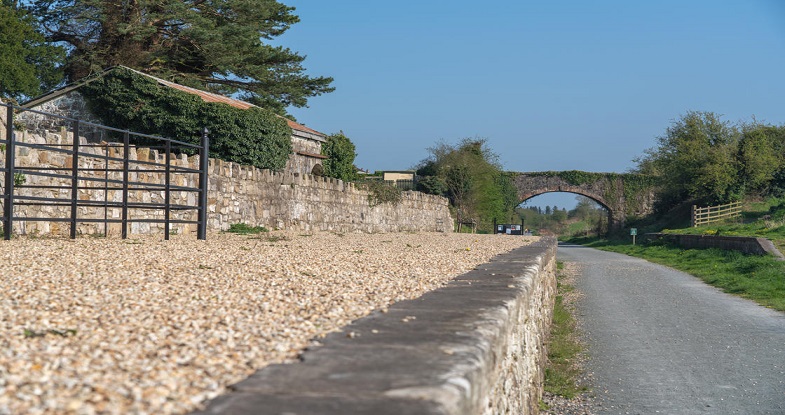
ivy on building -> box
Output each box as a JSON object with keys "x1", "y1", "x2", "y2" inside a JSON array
[
  {"x1": 80, "y1": 67, "x2": 292, "y2": 170},
  {"x1": 321, "y1": 132, "x2": 358, "y2": 181}
]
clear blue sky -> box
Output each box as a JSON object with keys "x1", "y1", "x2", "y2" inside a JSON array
[{"x1": 280, "y1": 0, "x2": 785, "y2": 208}]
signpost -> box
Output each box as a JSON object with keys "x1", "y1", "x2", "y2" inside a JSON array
[{"x1": 631, "y1": 228, "x2": 637, "y2": 245}]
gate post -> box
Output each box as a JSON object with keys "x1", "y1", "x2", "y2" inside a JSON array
[
  {"x1": 70, "y1": 120, "x2": 80, "y2": 239},
  {"x1": 121, "y1": 131, "x2": 129, "y2": 239},
  {"x1": 4, "y1": 105, "x2": 15, "y2": 240},
  {"x1": 197, "y1": 127, "x2": 209, "y2": 240},
  {"x1": 164, "y1": 140, "x2": 171, "y2": 240}
]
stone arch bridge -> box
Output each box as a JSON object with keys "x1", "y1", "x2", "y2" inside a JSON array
[{"x1": 511, "y1": 171, "x2": 657, "y2": 231}]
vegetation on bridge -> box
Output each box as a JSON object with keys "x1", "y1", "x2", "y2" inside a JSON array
[{"x1": 515, "y1": 170, "x2": 658, "y2": 217}]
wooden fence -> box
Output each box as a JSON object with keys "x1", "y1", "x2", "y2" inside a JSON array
[{"x1": 691, "y1": 201, "x2": 742, "y2": 227}]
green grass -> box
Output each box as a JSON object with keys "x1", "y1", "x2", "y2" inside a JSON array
[
  {"x1": 226, "y1": 223, "x2": 269, "y2": 235},
  {"x1": 661, "y1": 220, "x2": 785, "y2": 254},
  {"x1": 655, "y1": 197, "x2": 785, "y2": 252},
  {"x1": 543, "y1": 261, "x2": 587, "y2": 399},
  {"x1": 574, "y1": 239, "x2": 785, "y2": 312},
  {"x1": 565, "y1": 219, "x2": 595, "y2": 237}
]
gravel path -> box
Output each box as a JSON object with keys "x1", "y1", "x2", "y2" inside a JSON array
[
  {"x1": 0, "y1": 232, "x2": 534, "y2": 415},
  {"x1": 559, "y1": 243, "x2": 785, "y2": 415}
]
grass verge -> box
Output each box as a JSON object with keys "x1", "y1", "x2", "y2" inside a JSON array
[{"x1": 543, "y1": 261, "x2": 587, "y2": 399}]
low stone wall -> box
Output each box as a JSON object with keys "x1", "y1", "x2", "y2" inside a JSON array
[
  {"x1": 195, "y1": 237, "x2": 558, "y2": 415},
  {"x1": 1, "y1": 127, "x2": 453, "y2": 236},
  {"x1": 643, "y1": 233, "x2": 785, "y2": 260}
]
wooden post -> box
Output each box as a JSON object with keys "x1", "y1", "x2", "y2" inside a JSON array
[{"x1": 692, "y1": 204, "x2": 697, "y2": 227}]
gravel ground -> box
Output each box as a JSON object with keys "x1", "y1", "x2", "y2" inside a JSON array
[{"x1": 0, "y1": 231, "x2": 534, "y2": 415}]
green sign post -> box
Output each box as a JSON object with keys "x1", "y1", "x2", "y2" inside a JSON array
[{"x1": 630, "y1": 228, "x2": 637, "y2": 245}]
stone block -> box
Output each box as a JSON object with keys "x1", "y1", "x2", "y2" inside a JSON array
[{"x1": 137, "y1": 148, "x2": 150, "y2": 162}]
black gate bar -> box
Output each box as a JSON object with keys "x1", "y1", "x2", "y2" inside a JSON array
[{"x1": 1, "y1": 102, "x2": 208, "y2": 240}]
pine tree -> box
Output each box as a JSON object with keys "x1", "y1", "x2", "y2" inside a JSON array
[
  {"x1": 29, "y1": 0, "x2": 333, "y2": 114},
  {"x1": 0, "y1": 0, "x2": 63, "y2": 100}
]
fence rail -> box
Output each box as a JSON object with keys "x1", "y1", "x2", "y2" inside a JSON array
[
  {"x1": 358, "y1": 177, "x2": 417, "y2": 191},
  {"x1": 1, "y1": 102, "x2": 209, "y2": 240},
  {"x1": 691, "y1": 200, "x2": 742, "y2": 227}
]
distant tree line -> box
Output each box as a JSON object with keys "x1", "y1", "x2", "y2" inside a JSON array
[
  {"x1": 517, "y1": 196, "x2": 606, "y2": 236},
  {"x1": 634, "y1": 111, "x2": 785, "y2": 212}
]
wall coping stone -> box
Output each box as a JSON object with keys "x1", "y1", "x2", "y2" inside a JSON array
[
  {"x1": 643, "y1": 233, "x2": 785, "y2": 260},
  {"x1": 193, "y1": 237, "x2": 558, "y2": 415}
]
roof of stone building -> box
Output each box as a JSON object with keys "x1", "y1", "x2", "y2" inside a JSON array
[{"x1": 22, "y1": 66, "x2": 326, "y2": 141}]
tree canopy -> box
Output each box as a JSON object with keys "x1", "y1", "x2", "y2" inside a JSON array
[
  {"x1": 28, "y1": 0, "x2": 333, "y2": 114},
  {"x1": 415, "y1": 138, "x2": 518, "y2": 232},
  {"x1": 737, "y1": 123, "x2": 785, "y2": 196},
  {"x1": 634, "y1": 111, "x2": 785, "y2": 212},
  {"x1": 0, "y1": 0, "x2": 64, "y2": 100}
]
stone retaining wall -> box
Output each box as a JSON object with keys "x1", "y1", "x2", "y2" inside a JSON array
[
  {"x1": 195, "y1": 237, "x2": 558, "y2": 415},
  {"x1": 643, "y1": 233, "x2": 785, "y2": 260},
  {"x1": 1, "y1": 127, "x2": 453, "y2": 236}
]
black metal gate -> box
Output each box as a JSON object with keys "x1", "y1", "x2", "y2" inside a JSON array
[{"x1": 0, "y1": 102, "x2": 209, "y2": 240}]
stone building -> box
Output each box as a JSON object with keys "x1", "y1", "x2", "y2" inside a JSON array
[{"x1": 19, "y1": 66, "x2": 327, "y2": 176}]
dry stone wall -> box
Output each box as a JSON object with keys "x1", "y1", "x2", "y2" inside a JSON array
[
  {"x1": 485, "y1": 247, "x2": 556, "y2": 414},
  {"x1": 207, "y1": 159, "x2": 452, "y2": 233},
  {"x1": 1, "y1": 128, "x2": 453, "y2": 236}
]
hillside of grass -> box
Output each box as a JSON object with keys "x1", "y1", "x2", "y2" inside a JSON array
[{"x1": 659, "y1": 198, "x2": 785, "y2": 253}]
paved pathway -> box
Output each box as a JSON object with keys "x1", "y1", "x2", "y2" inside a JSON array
[{"x1": 558, "y1": 243, "x2": 785, "y2": 415}]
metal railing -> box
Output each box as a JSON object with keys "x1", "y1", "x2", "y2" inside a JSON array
[
  {"x1": 691, "y1": 200, "x2": 742, "y2": 227},
  {"x1": 358, "y1": 177, "x2": 417, "y2": 191},
  {"x1": 1, "y1": 102, "x2": 209, "y2": 240}
]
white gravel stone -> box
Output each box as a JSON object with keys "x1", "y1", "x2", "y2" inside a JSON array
[{"x1": 0, "y1": 231, "x2": 535, "y2": 414}]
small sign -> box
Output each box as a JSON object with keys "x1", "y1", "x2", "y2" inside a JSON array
[{"x1": 630, "y1": 228, "x2": 637, "y2": 236}]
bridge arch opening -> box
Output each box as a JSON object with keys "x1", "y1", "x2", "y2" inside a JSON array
[{"x1": 516, "y1": 191, "x2": 611, "y2": 237}]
